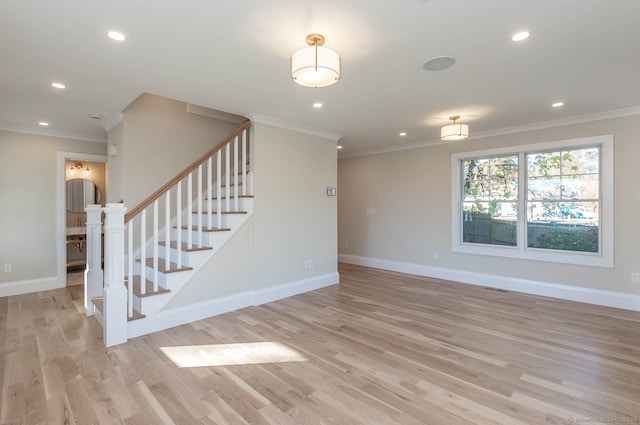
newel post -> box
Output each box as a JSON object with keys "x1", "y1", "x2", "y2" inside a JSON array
[
  {"x1": 103, "y1": 203, "x2": 128, "y2": 347},
  {"x1": 84, "y1": 204, "x2": 103, "y2": 316}
]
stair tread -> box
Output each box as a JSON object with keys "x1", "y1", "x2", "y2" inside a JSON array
[
  {"x1": 178, "y1": 226, "x2": 231, "y2": 232},
  {"x1": 158, "y1": 241, "x2": 213, "y2": 252},
  {"x1": 128, "y1": 310, "x2": 146, "y2": 321},
  {"x1": 191, "y1": 211, "x2": 248, "y2": 215},
  {"x1": 207, "y1": 195, "x2": 254, "y2": 200},
  {"x1": 125, "y1": 275, "x2": 171, "y2": 298},
  {"x1": 92, "y1": 297, "x2": 103, "y2": 313},
  {"x1": 91, "y1": 297, "x2": 146, "y2": 321},
  {"x1": 136, "y1": 257, "x2": 193, "y2": 273}
]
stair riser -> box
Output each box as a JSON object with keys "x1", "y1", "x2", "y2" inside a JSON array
[
  {"x1": 177, "y1": 229, "x2": 232, "y2": 247},
  {"x1": 133, "y1": 262, "x2": 168, "y2": 287},
  {"x1": 200, "y1": 196, "x2": 249, "y2": 211},
  {"x1": 156, "y1": 246, "x2": 190, "y2": 265},
  {"x1": 187, "y1": 213, "x2": 228, "y2": 229},
  {"x1": 187, "y1": 213, "x2": 247, "y2": 228}
]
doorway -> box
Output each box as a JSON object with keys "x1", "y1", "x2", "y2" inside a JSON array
[{"x1": 57, "y1": 152, "x2": 107, "y2": 288}]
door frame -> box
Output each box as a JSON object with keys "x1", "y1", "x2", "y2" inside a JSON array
[{"x1": 56, "y1": 151, "x2": 108, "y2": 287}]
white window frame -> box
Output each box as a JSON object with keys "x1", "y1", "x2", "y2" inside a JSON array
[{"x1": 451, "y1": 135, "x2": 613, "y2": 268}]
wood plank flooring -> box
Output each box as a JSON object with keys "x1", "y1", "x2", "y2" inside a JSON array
[{"x1": 1, "y1": 263, "x2": 640, "y2": 424}]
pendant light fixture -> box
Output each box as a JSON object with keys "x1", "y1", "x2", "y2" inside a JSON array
[
  {"x1": 440, "y1": 115, "x2": 469, "y2": 140},
  {"x1": 290, "y1": 34, "x2": 341, "y2": 88}
]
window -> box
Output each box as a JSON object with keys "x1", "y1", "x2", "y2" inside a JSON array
[{"x1": 452, "y1": 135, "x2": 613, "y2": 267}]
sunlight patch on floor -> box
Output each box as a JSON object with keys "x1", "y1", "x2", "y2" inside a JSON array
[{"x1": 160, "y1": 342, "x2": 308, "y2": 367}]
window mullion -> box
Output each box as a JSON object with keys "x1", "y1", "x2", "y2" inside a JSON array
[{"x1": 518, "y1": 152, "x2": 527, "y2": 252}]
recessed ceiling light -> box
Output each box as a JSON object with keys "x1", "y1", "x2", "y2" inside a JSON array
[
  {"x1": 313, "y1": 102, "x2": 323, "y2": 108},
  {"x1": 337, "y1": 144, "x2": 343, "y2": 149},
  {"x1": 399, "y1": 132, "x2": 407, "y2": 136},
  {"x1": 552, "y1": 102, "x2": 564, "y2": 108},
  {"x1": 39, "y1": 121, "x2": 49, "y2": 126},
  {"x1": 108, "y1": 31, "x2": 126, "y2": 41},
  {"x1": 423, "y1": 56, "x2": 456, "y2": 71},
  {"x1": 512, "y1": 31, "x2": 530, "y2": 42},
  {"x1": 51, "y1": 82, "x2": 66, "y2": 89}
]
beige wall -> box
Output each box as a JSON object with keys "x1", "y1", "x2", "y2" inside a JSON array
[
  {"x1": 111, "y1": 93, "x2": 240, "y2": 208},
  {"x1": 165, "y1": 122, "x2": 339, "y2": 307},
  {"x1": 0, "y1": 130, "x2": 107, "y2": 286},
  {"x1": 252, "y1": 123, "x2": 338, "y2": 290},
  {"x1": 107, "y1": 121, "x2": 124, "y2": 203},
  {"x1": 338, "y1": 114, "x2": 640, "y2": 297}
]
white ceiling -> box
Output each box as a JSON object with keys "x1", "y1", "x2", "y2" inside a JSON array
[{"x1": 2, "y1": 0, "x2": 639, "y2": 157}]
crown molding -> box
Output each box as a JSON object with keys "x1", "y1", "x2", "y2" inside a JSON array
[
  {"x1": 0, "y1": 122, "x2": 107, "y2": 143},
  {"x1": 469, "y1": 106, "x2": 640, "y2": 140},
  {"x1": 246, "y1": 113, "x2": 342, "y2": 142},
  {"x1": 341, "y1": 106, "x2": 640, "y2": 159},
  {"x1": 187, "y1": 103, "x2": 246, "y2": 123}
]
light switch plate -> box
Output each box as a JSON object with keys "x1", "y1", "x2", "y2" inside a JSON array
[{"x1": 326, "y1": 187, "x2": 336, "y2": 196}]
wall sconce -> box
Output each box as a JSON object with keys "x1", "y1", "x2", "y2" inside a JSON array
[{"x1": 69, "y1": 161, "x2": 91, "y2": 177}]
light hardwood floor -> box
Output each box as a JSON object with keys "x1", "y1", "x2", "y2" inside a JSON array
[{"x1": 1, "y1": 263, "x2": 640, "y2": 424}]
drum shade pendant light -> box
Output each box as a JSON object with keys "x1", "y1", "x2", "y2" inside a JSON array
[
  {"x1": 440, "y1": 115, "x2": 469, "y2": 140},
  {"x1": 291, "y1": 34, "x2": 341, "y2": 88}
]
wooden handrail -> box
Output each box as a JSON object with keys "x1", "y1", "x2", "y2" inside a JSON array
[{"x1": 124, "y1": 120, "x2": 251, "y2": 223}]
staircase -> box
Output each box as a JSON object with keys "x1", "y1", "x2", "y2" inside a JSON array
[{"x1": 84, "y1": 121, "x2": 252, "y2": 346}]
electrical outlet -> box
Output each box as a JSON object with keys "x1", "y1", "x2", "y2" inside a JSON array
[
  {"x1": 632, "y1": 272, "x2": 640, "y2": 284},
  {"x1": 4, "y1": 264, "x2": 11, "y2": 273}
]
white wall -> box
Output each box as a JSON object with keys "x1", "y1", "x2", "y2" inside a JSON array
[
  {"x1": 0, "y1": 130, "x2": 107, "y2": 291},
  {"x1": 338, "y1": 115, "x2": 640, "y2": 308}
]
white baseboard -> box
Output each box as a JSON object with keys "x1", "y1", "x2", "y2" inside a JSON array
[
  {"x1": 339, "y1": 254, "x2": 640, "y2": 312},
  {"x1": 0, "y1": 276, "x2": 62, "y2": 297},
  {"x1": 127, "y1": 272, "x2": 340, "y2": 340},
  {"x1": 252, "y1": 272, "x2": 339, "y2": 306},
  {"x1": 128, "y1": 291, "x2": 254, "y2": 339}
]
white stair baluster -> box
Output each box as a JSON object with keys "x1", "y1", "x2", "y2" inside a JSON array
[
  {"x1": 234, "y1": 135, "x2": 239, "y2": 211},
  {"x1": 207, "y1": 157, "x2": 213, "y2": 230},
  {"x1": 217, "y1": 152, "x2": 222, "y2": 229},
  {"x1": 153, "y1": 200, "x2": 159, "y2": 293},
  {"x1": 127, "y1": 218, "x2": 133, "y2": 318},
  {"x1": 197, "y1": 164, "x2": 203, "y2": 247},
  {"x1": 242, "y1": 129, "x2": 247, "y2": 196},
  {"x1": 225, "y1": 143, "x2": 230, "y2": 214},
  {"x1": 165, "y1": 189, "x2": 170, "y2": 276},
  {"x1": 187, "y1": 173, "x2": 193, "y2": 249},
  {"x1": 176, "y1": 181, "x2": 182, "y2": 268},
  {"x1": 140, "y1": 211, "x2": 146, "y2": 295}
]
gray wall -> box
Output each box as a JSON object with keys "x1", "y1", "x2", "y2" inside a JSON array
[
  {"x1": 0, "y1": 130, "x2": 107, "y2": 287},
  {"x1": 338, "y1": 114, "x2": 640, "y2": 297}
]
